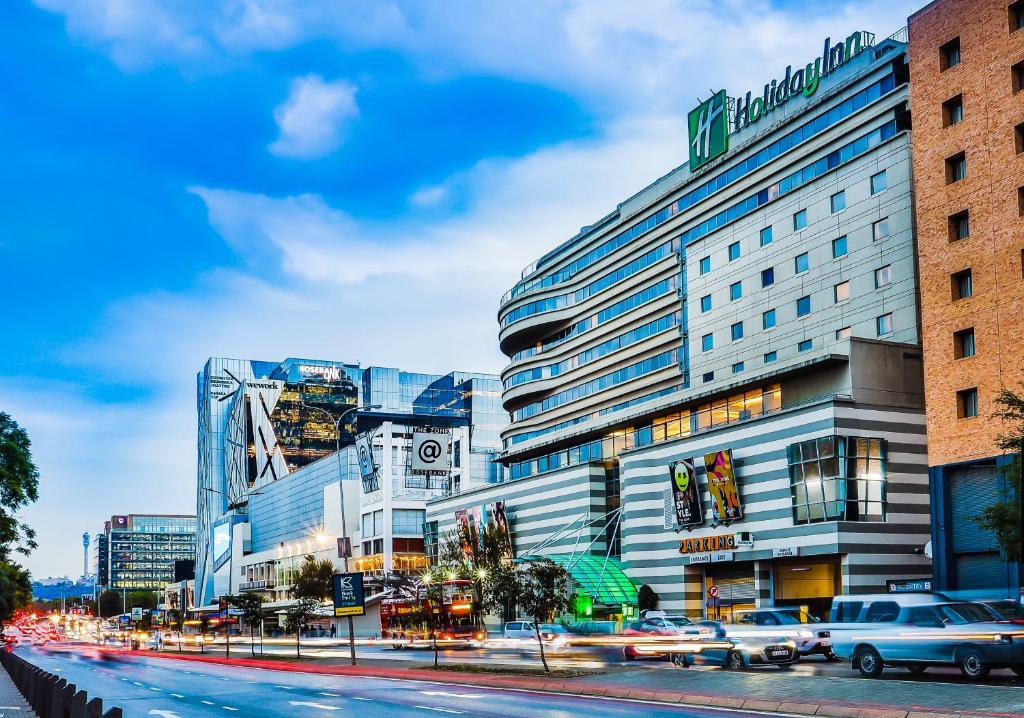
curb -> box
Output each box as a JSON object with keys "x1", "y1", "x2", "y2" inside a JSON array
[{"x1": 129, "y1": 650, "x2": 1022, "y2": 718}]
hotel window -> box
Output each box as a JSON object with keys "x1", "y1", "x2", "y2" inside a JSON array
[
  {"x1": 1016, "y1": 122, "x2": 1024, "y2": 154},
  {"x1": 940, "y1": 37, "x2": 960, "y2": 71},
  {"x1": 1011, "y1": 0, "x2": 1024, "y2": 31},
  {"x1": 732, "y1": 362, "x2": 744, "y2": 374},
  {"x1": 729, "y1": 241, "x2": 741, "y2": 261},
  {"x1": 832, "y1": 236, "x2": 848, "y2": 258},
  {"x1": 875, "y1": 264, "x2": 893, "y2": 288},
  {"x1": 796, "y1": 295, "x2": 811, "y2": 317},
  {"x1": 949, "y1": 210, "x2": 970, "y2": 241},
  {"x1": 794, "y1": 252, "x2": 809, "y2": 273},
  {"x1": 787, "y1": 435, "x2": 887, "y2": 524},
  {"x1": 703, "y1": 371, "x2": 715, "y2": 383},
  {"x1": 700, "y1": 294, "x2": 712, "y2": 312},
  {"x1": 1014, "y1": 60, "x2": 1024, "y2": 94},
  {"x1": 731, "y1": 321, "x2": 744, "y2": 341},
  {"x1": 699, "y1": 256, "x2": 711, "y2": 275},
  {"x1": 793, "y1": 209, "x2": 807, "y2": 230},
  {"x1": 702, "y1": 333, "x2": 714, "y2": 352},
  {"x1": 831, "y1": 191, "x2": 846, "y2": 213},
  {"x1": 730, "y1": 281, "x2": 742, "y2": 301},
  {"x1": 761, "y1": 267, "x2": 775, "y2": 287},
  {"x1": 764, "y1": 351, "x2": 778, "y2": 363},
  {"x1": 798, "y1": 338, "x2": 813, "y2": 352},
  {"x1": 836, "y1": 326, "x2": 852, "y2": 340},
  {"x1": 957, "y1": 387, "x2": 979, "y2": 418},
  {"x1": 942, "y1": 94, "x2": 963, "y2": 127},
  {"x1": 946, "y1": 151, "x2": 967, "y2": 183},
  {"x1": 763, "y1": 308, "x2": 776, "y2": 330},
  {"x1": 876, "y1": 313, "x2": 894, "y2": 336},
  {"x1": 954, "y1": 327, "x2": 976, "y2": 359},
  {"x1": 951, "y1": 268, "x2": 973, "y2": 300},
  {"x1": 872, "y1": 217, "x2": 890, "y2": 241},
  {"x1": 834, "y1": 280, "x2": 850, "y2": 303},
  {"x1": 760, "y1": 226, "x2": 774, "y2": 246},
  {"x1": 870, "y1": 171, "x2": 887, "y2": 194}
]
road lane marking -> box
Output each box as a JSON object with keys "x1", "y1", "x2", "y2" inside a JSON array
[
  {"x1": 170, "y1": 694, "x2": 184, "y2": 698},
  {"x1": 414, "y1": 707, "x2": 463, "y2": 714},
  {"x1": 133, "y1": 682, "x2": 144, "y2": 686},
  {"x1": 222, "y1": 707, "x2": 238, "y2": 711},
  {"x1": 288, "y1": 702, "x2": 340, "y2": 711},
  {"x1": 419, "y1": 691, "x2": 483, "y2": 699},
  {"x1": 219, "y1": 677, "x2": 230, "y2": 681},
  {"x1": 352, "y1": 697, "x2": 371, "y2": 701},
  {"x1": 148, "y1": 687, "x2": 162, "y2": 691},
  {"x1": 201, "y1": 701, "x2": 215, "y2": 705},
  {"x1": 273, "y1": 685, "x2": 293, "y2": 689},
  {"x1": 318, "y1": 693, "x2": 340, "y2": 697}
]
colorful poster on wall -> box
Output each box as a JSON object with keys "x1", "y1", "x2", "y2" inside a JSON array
[
  {"x1": 668, "y1": 459, "x2": 704, "y2": 528},
  {"x1": 487, "y1": 500, "x2": 514, "y2": 558},
  {"x1": 455, "y1": 509, "x2": 474, "y2": 560},
  {"x1": 703, "y1": 449, "x2": 743, "y2": 523}
]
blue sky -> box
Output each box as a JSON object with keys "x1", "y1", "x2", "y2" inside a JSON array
[{"x1": 1, "y1": 0, "x2": 920, "y2": 579}]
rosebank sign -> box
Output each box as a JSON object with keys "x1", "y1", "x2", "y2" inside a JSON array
[{"x1": 688, "y1": 31, "x2": 873, "y2": 171}]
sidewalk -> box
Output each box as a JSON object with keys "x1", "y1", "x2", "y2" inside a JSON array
[
  {"x1": 134, "y1": 649, "x2": 1024, "y2": 718},
  {"x1": 0, "y1": 659, "x2": 34, "y2": 716}
]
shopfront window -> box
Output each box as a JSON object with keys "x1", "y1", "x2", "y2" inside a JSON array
[{"x1": 787, "y1": 435, "x2": 886, "y2": 524}]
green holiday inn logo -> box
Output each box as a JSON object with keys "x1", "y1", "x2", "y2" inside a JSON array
[
  {"x1": 687, "y1": 31, "x2": 872, "y2": 171},
  {"x1": 688, "y1": 89, "x2": 728, "y2": 172}
]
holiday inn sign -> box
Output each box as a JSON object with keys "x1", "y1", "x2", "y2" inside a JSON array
[{"x1": 688, "y1": 30, "x2": 874, "y2": 171}]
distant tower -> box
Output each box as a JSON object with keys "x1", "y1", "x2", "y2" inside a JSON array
[{"x1": 82, "y1": 531, "x2": 90, "y2": 580}]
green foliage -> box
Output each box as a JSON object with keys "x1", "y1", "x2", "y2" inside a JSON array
[
  {"x1": 0, "y1": 562, "x2": 31, "y2": 622},
  {"x1": 637, "y1": 584, "x2": 659, "y2": 612},
  {"x1": 292, "y1": 555, "x2": 335, "y2": 601},
  {"x1": 225, "y1": 592, "x2": 266, "y2": 656},
  {"x1": 284, "y1": 597, "x2": 322, "y2": 658},
  {"x1": 0, "y1": 413, "x2": 39, "y2": 559},
  {"x1": 98, "y1": 590, "x2": 122, "y2": 618},
  {"x1": 126, "y1": 590, "x2": 157, "y2": 611},
  {"x1": 976, "y1": 386, "x2": 1024, "y2": 562}
]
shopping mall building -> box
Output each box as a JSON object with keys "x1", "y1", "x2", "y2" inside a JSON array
[
  {"x1": 195, "y1": 357, "x2": 504, "y2": 608},
  {"x1": 430, "y1": 29, "x2": 935, "y2": 618}
]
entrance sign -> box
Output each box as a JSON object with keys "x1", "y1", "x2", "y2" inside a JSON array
[
  {"x1": 332, "y1": 572, "x2": 366, "y2": 617},
  {"x1": 668, "y1": 459, "x2": 704, "y2": 528},
  {"x1": 704, "y1": 449, "x2": 742, "y2": 523},
  {"x1": 772, "y1": 547, "x2": 799, "y2": 558},
  {"x1": 688, "y1": 90, "x2": 728, "y2": 171},
  {"x1": 410, "y1": 427, "x2": 451, "y2": 476},
  {"x1": 886, "y1": 578, "x2": 932, "y2": 593}
]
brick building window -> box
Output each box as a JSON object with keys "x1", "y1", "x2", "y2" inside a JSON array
[
  {"x1": 957, "y1": 387, "x2": 979, "y2": 419},
  {"x1": 953, "y1": 328, "x2": 975, "y2": 359},
  {"x1": 1011, "y1": 0, "x2": 1024, "y2": 32},
  {"x1": 1019, "y1": 187, "x2": 1024, "y2": 216},
  {"x1": 951, "y1": 268, "x2": 973, "y2": 300},
  {"x1": 940, "y1": 37, "x2": 961, "y2": 71},
  {"x1": 946, "y1": 151, "x2": 967, "y2": 183},
  {"x1": 942, "y1": 94, "x2": 963, "y2": 127},
  {"x1": 1016, "y1": 122, "x2": 1024, "y2": 154},
  {"x1": 949, "y1": 210, "x2": 970, "y2": 241},
  {"x1": 1014, "y1": 60, "x2": 1024, "y2": 94}
]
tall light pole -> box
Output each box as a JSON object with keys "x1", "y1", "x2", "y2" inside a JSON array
[{"x1": 301, "y1": 401, "x2": 380, "y2": 666}]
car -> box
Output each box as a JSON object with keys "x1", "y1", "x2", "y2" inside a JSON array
[
  {"x1": 502, "y1": 621, "x2": 535, "y2": 639},
  {"x1": 693, "y1": 621, "x2": 800, "y2": 670},
  {"x1": 980, "y1": 599, "x2": 1024, "y2": 624},
  {"x1": 831, "y1": 601, "x2": 1024, "y2": 680},
  {"x1": 732, "y1": 609, "x2": 836, "y2": 659},
  {"x1": 622, "y1": 617, "x2": 712, "y2": 662}
]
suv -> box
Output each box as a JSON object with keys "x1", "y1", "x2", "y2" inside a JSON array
[{"x1": 831, "y1": 601, "x2": 1024, "y2": 680}]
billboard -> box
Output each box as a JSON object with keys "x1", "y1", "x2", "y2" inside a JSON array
[
  {"x1": 355, "y1": 434, "x2": 375, "y2": 479},
  {"x1": 410, "y1": 427, "x2": 451, "y2": 476},
  {"x1": 668, "y1": 459, "x2": 703, "y2": 528},
  {"x1": 703, "y1": 449, "x2": 743, "y2": 523},
  {"x1": 455, "y1": 509, "x2": 474, "y2": 560},
  {"x1": 332, "y1": 572, "x2": 366, "y2": 617},
  {"x1": 487, "y1": 500, "x2": 514, "y2": 559}
]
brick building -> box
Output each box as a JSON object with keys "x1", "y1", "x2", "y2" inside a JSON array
[{"x1": 908, "y1": 0, "x2": 1024, "y2": 593}]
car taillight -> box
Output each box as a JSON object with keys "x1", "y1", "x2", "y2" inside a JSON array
[{"x1": 475, "y1": 632, "x2": 484, "y2": 640}]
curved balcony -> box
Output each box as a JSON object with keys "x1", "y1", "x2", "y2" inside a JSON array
[{"x1": 498, "y1": 304, "x2": 576, "y2": 357}]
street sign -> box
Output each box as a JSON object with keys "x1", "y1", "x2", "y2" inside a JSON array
[
  {"x1": 886, "y1": 578, "x2": 932, "y2": 593},
  {"x1": 708, "y1": 584, "x2": 720, "y2": 599},
  {"x1": 332, "y1": 572, "x2": 366, "y2": 617},
  {"x1": 131, "y1": 607, "x2": 143, "y2": 620}
]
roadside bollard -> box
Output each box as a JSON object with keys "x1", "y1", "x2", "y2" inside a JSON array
[
  {"x1": 70, "y1": 689, "x2": 87, "y2": 718},
  {"x1": 85, "y1": 696, "x2": 103, "y2": 718}
]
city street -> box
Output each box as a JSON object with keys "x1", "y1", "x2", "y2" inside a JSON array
[{"x1": 19, "y1": 646, "x2": 774, "y2": 718}]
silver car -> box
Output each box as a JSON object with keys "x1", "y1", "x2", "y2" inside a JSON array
[
  {"x1": 831, "y1": 601, "x2": 1024, "y2": 680},
  {"x1": 694, "y1": 621, "x2": 800, "y2": 670}
]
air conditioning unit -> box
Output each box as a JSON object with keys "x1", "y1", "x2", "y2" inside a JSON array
[{"x1": 735, "y1": 531, "x2": 754, "y2": 547}]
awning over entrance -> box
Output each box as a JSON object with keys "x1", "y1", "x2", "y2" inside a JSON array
[{"x1": 529, "y1": 554, "x2": 637, "y2": 606}]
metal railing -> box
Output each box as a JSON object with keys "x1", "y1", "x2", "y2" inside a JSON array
[
  {"x1": 0, "y1": 649, "x2": 122, "y2": 717},
  {"x1": 239, "y1": 579, "x2": 275, "y2": 591}
]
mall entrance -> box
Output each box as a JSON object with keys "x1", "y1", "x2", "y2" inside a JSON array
[
  {"x1": 772, "y1": 557, "x2": 841, "y2": 620},
  {"x1": 703, "y1": 564, "x2": 755, "y2": 621}
]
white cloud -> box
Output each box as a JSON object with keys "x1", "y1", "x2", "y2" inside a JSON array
[{"x1": 269, "y1": 75, "x2": 359, "y2": 159}]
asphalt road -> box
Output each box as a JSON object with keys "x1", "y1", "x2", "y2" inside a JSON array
[{"x1": 20, "y1": 646, "x2": 774, "y2": 718}]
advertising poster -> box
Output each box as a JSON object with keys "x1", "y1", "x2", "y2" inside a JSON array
[
  {"x1": 410, "y1": 427, "x2": 451, "y2": 476},
  {"x1": 488, "y1": 500, "x2": 514, "y2": 558},
  {"x1": 355, "y1": 434, "x2": 376, "y2": 479},
  {"x1": 703, "y1": 449, "x2": 743, "y2": 523},
  {"x1": 668, "y1": 459, "x2": 703, "y2": 528},
  {"x1": 455, "y1": 509, "x2": 474, "y2": 560},
  {"x1": 332, "y1": 572, "x2": 366, "y2": 617}
]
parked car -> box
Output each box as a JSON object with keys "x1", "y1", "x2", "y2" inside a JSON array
[
  {"x1": 731, "y1": 609, "x2": 835, "y2": 659},
  {"x1": 622, "y1": 617, "x2": 713, "y2": 662},
  {"x1": 502, "y1": 621, "x2": 536, "y2": 639},
  {"x1": 980, "y1": 599, "x2": 1024, "y2": 624},
  {"x1": 831, "y1": 601, "x2": 1024, "y2": 680},
  {"x1": 694, "y1": 621, "x2": 800, "y2": 670}
]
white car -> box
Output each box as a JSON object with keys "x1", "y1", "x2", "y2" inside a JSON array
[{"x1": 502, "y1": 621, "x2": 536, "y2": 639}]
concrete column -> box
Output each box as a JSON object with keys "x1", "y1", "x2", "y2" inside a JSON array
[{"x1": 754, "y1": 560, "x2": 773, "y2": 608}]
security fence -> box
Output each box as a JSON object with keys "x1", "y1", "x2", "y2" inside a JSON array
[{"x1": 0, "y1": 650, "x2": 122, "y2": 718}]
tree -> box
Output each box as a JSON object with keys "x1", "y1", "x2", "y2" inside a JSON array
[
  {"x1": 292, "y1": 555, "x2": 334, "y2": 601},
  {"x1": 284, "y1": 597, "x2": 321, "y2": 658},
  {"x1": 0, "y1": 413, "x2": 40, "y2": 560},
  {"x1": 482, "y1": 558, "x2": 571, "y2": 673},
  {"x1": 99, "y1": 590, "x2": 122, "y2": 618},
  {"x1": 0, "y1": 562, "x2": 31, "y2": 623},
  {"x1": 126, "y1": 590, "x2": 157, "y2": 611},
  {"x1": 225, "y1": 592, "x2": 265, "y2": 657},
  {"x1": 638, "y1": 584, "x2": 659, "y2": 613},
  {"x1": 976, "y1": 386, "x2": 1024, "y2": 562}
]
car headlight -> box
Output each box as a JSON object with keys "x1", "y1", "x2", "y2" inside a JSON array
[{"x1": 993, "y1": 634, "x2": 1012, "y2": 644}]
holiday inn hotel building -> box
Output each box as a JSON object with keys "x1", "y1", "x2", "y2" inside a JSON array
[{"x1": 430, "y1": 29, "x2": 933, "y2": 616}]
